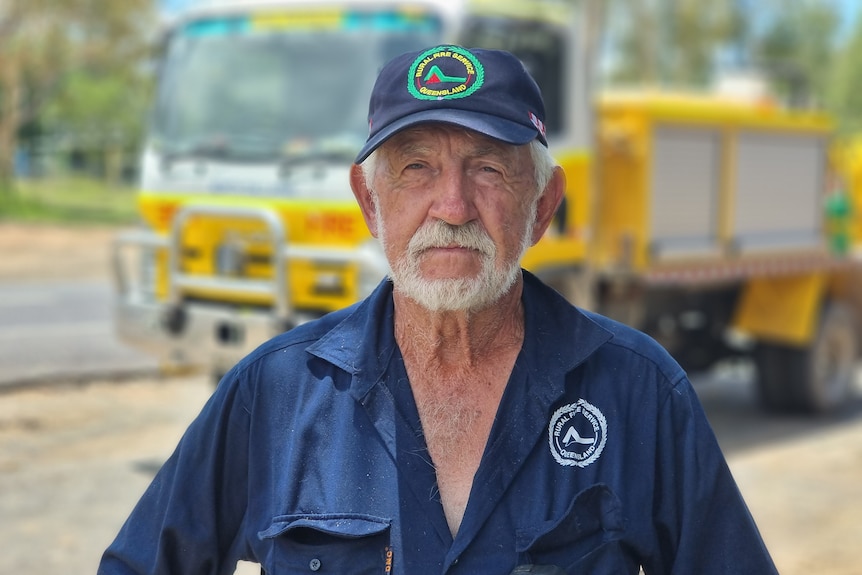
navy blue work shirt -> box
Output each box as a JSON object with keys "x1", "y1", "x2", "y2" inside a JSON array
[{"x1": 100, "y1": 271, "x2": 777, "y2": 574}]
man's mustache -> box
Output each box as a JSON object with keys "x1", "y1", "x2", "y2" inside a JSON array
[{"x1": 407, "y1": 220, "x2": 496, "y2": 257}]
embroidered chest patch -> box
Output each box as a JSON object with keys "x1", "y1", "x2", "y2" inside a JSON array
[{"x1": 548, "y1": 399, "x2": 607, "y2": 467}]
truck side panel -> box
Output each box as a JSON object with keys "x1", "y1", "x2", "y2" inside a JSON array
[
  {"x1": 732, "y1": 273, "x2": 825, "y2": 346},
  {"x1": 733, "y1": 133, "x2": 827, "y2": 253},
  {"x1": 650, "y1": 126, "x2": 722, "y2": 259}
]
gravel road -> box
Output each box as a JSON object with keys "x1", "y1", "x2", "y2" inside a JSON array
[
  {"x1": 3, "y1": 373, "x2": 861, "y2": 574},
  {"x1": 1, "y1": 222, "x2": 861, "y2": 574}
]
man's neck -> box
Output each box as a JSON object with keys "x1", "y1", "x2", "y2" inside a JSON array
[
  {"x1": 392, "y1": 279, "x2": 526, "y2": 536},
  {"x1": 392, "y1": 280, "x2": 525, "y2": 369}
]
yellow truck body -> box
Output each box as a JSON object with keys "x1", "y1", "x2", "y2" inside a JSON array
[{"x1": 114, "y1": 0, "x2": 862, "y2": 412}]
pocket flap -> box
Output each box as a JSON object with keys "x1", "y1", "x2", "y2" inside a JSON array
[
  {"x1": 259, "y1": 513, "x2": 391, "y2": 541},
  {"x1": 516, "y1": 484, "x2": 623, "y2": 552}
]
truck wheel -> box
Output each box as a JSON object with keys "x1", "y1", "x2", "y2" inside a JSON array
[
  {"x1": 800, "y1": 302, "x2": 857, "y2": 412},
  {"x1": 755, "y1": 302, "x2": 857, "y2": 413},
  {"x1": 754, "y1": 344, "x2": 796, "y2": 412}
]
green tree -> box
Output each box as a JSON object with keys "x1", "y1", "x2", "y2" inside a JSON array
[
  {"x1": 0, "y1": 0, "x2": 155, "y2": 191},
  {"x1": 826, "y1": 15, "x2": 862, "y2": 135},
  {"x1": 602, "y1": 0, "x2": 848, "y2": 103},
  {"x1": 751, "y1": 0, "x2": 839, "y2": 108},
  {"x1": 605, "y1": 0, "x2": 746, "y2": 87}
]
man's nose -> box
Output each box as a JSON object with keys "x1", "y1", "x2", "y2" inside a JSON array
[{"x1": 428, "y1": 168, "x2": 478, "y2": 226}]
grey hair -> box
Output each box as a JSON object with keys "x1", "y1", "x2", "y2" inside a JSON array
[
  {"x1": 529, "y1": 140, "x2": 556, "y2": 197},
  {"x1": 359, "y1": 139, "x2": 557, "y2": 199},
  {"x1": 359, "y1": 151, "x2": 380, "y2": 196}
]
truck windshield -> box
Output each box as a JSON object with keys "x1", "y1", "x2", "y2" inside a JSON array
[{"x1": 150, "y1": 10, "x2": 442, "y2": 163}]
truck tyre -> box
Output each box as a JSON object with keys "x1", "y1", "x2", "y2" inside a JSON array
[
  {"x1": 754, "y1": 343, "x2": 795, "y2": 412},
  {"x1": 755, "y1": 301, "x2": 857, "y2": 413}
]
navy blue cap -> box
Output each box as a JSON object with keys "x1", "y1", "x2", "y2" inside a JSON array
[{"x1": 355, "y1": 45, "x2": 547, "y2": 164}]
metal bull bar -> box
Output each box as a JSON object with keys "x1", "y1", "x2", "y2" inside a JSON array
[
  {"x1": 112, "y1": 203, "x2": 388, "y2": 371},
  {"x1": 167, "y1": 205, "x2": 290, "y2": 319},
  {"x1": 114, "y1": 203, "x2": 385, "y2": 320}
]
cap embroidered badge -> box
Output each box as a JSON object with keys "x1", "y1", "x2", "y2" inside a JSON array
[
  {"x1": 355, "y1": 45, "x2": 548, "y2": 164},
  {"x1": 408, "y1": 46, "x2": 484, "y2": 101}
]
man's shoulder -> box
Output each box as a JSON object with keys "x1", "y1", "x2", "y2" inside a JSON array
[
  {"x1": 583, "y1": 309, "x2": 682, "y2": 373},
  {"x1": 280, "y1": 304, "x2": 360, "y2": 347},
  {"x1": 523, "y1": 271, "x2": 666, "y2": 358},
  {"x1": 523, "y1": 272, "x2": 684, "y2": 383},
  {"x1": 233, "y1": 300, "x2": 365, "y2": 371},
  {"x1": 231, "y1": 278, "x2": 395, "y2": 377}
]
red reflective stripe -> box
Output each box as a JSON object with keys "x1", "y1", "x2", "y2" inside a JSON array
[{"x1": 644, "y1": 255, "x2": 850, "y2": 286}]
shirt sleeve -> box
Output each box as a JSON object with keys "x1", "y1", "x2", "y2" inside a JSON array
[
  {"x1": 98, "y1": 370, "x2": 254, "y2": 575},
  {"x1": 648, "y1": 376, "x2": 778, "y2": 575}
]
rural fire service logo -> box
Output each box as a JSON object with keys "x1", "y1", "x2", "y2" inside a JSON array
[
  {"x1": 408, "y1": 46, "x2": 484, "y2": 101},
  {"x1": 548, "y1": 399, "x2": 607, "y2": 468}
]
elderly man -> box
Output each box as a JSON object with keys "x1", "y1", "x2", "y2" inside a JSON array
[{"x1": 100, "y1": 46, "x2": 777, "y2": 574}]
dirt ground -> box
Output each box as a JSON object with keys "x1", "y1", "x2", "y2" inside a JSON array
[
  {"x1": 2, "y1": 222, "x2": 862, "y2": 574},
  {"x1": 0, "y1": 221, "x2": 119, "y2": 281}
]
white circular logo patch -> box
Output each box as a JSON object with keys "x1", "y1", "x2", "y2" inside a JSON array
[{"x1": 548, "y1": 399, "x2": 607, "y2": 468}]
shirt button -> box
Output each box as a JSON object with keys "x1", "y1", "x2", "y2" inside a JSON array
[{"x1": 309, "y1": 558, "x2": 321, "y2": 571}]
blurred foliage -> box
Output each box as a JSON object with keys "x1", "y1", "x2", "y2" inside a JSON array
[
  {"x1": 1, "y1": 0, "x2": 862, "y2": 225},
  {"x1": 606, "y1": 0, "x2": 745, "y2": 86},
  {"x1": 828, "y1": 16, "x2": 862, "y2": 136},
  {"x1": 752, "y1": 0, "x2": 838, "y2": 107},
  {"x1": 603, "y1": 0, "x2": 862, "y2": 135},
  {"x1": 0, "y1": 176, "x2": 138, "y2": 225},
  {"x1": 0, "y1": 0, "x2": 156, "y2": 191}
]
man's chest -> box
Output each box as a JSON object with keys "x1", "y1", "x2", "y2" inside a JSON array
[{"x1": 250, "y1": 421, "x2": 639, "y2": 575}]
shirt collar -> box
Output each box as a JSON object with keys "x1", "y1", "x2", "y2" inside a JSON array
[{"x1": 306, "y1": 271, "x2": 614, "y2": 401}]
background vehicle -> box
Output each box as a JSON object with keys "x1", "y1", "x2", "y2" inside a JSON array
[
  {"x1": 114, "y1": 0, "x2": 862, "y2": 412},
  {"x1": 590, "y1": 90, "x2": 861, "y2": 413}
]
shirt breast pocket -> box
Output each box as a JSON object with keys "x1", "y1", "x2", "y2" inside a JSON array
[
  {"x1": 258, "y1": 513, "x2": 391, "y2": 574},
  {"x1": 516, "y1": 484, "x2": 638, "y2": 575}
]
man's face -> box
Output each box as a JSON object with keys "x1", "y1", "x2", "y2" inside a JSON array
[{"x1": 366, "y1": 125, "x2": 541, "y2": 312}]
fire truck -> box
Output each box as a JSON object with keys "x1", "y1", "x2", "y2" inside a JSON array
[{"x1": 113, "y1": 0, "x2": 862, "y2": 413}]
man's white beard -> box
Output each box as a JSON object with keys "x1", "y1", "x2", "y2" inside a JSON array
[{"x1": 376, "y1": 202, "x2": 536, "y2": 312}]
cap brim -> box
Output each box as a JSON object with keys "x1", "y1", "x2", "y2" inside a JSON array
[{"x1": 354, "y1": 109, "x2": 542, "y2": 164}]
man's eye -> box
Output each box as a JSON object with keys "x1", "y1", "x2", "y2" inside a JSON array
[{"x1": 480, "y1": 165, "x2": 502, "y2": 174}]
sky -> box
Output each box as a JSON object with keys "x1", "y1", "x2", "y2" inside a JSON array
[
  {"x1": 159, "y1": 0, "x2": 193, "y2": 16},
  {"x1": 835, "y1": 0, "x2": 861, "y2": 40}
]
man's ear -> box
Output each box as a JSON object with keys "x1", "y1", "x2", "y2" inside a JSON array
[
  {"x1": 350, "y1": 164, "x2": 379, "y2": 238},
  {"x1": 530, "y1": 166, "x2": 567, "y2": 245}
]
